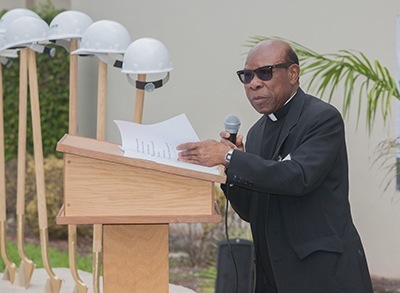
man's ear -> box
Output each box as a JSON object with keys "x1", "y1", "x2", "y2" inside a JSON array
[{"x1": 289, "y1": 64, "x2": 300, "y2": 84}]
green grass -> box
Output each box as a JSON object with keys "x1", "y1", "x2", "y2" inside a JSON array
[
  {"x1": 198, "y1": 266, "x2": 217, "y2": 293},
  {"x1": 0, "y1": 240, "x2": 92, "y2": 272}
]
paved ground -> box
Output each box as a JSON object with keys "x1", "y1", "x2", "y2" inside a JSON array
[{"x1": 0, "y1": 267, "x2": 196, "y2": 293}]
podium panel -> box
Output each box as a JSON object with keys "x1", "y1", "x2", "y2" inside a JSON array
[
  {"x1": 63, "y1": 154, "x2": 214, "y2": 217},
  {"x1": 103, "y1": 224, "x2": 169, "y2": 292}
]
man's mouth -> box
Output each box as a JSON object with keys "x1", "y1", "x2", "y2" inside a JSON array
[{"x1": 252, "y1": 96, "x2": 266, "y2": 103}]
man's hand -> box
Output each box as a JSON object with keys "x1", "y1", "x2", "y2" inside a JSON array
[
  {"x1": 176, "y1": 132, "x2": 244, "y2": 167},
  {"x1": 177, "y1": 140, "x2": 229, "y2": 167},
  {"x1": 219, "y1": 131, "x2": 244, "y2": 151}
]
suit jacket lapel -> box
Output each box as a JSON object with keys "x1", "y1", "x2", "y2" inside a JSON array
[{"x1": 272, "y1": 88, "x2": 306, "y2": 160}]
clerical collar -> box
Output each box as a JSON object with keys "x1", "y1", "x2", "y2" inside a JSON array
[{"x1": 268, "y1": 91, "x2": 297, "y2": 122}]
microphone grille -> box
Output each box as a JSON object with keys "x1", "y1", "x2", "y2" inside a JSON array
[{"x1": 224, "y1": 114, "x2": 241, "y2": 134}]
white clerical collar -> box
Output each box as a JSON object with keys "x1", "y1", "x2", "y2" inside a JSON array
[
  {"x1": 268, "y1": 113, "x2": 278, "y2": 122},
  {"x1": 268, "y1": 91, "x2": 297, "y2": 122}
]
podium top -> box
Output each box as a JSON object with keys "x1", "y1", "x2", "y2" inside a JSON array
[{"x1": 57, "y1": 134, "x2": 226, "y2": 184}]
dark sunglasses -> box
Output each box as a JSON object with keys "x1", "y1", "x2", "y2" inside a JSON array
[{"x1": 236, "y1": 62, "x2": 293, "y2": 84}]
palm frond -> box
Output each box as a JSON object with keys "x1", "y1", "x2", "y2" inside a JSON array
[{"x1": 246, "y1": 36, "x2": 400, "y2": 130}]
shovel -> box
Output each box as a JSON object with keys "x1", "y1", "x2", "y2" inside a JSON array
[
  {"x1": 27, "y1": 48, "x2": 62, "y2": 293},
  {"x1": 0, "y1": 60, "x2": 17, "y2": 284},
  {"x1": 67, "y1": 38, "x2": 89, "y2": 293},
  {"x1": 14, "y1": 48, "x2": 36, "y2": 288},
  {"x1": 91, "y1": 59, "x2": 108, "y2": 293}
]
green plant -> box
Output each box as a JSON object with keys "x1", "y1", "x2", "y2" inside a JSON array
[{"x1": 247, "y1": 36, "x2": 399, "y2": 131}]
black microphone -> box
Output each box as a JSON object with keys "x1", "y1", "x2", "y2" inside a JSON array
[{"x1": 224, "y1": 114, "x2": 241, "y2": 143}]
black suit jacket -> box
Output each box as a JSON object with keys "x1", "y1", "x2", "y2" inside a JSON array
[{"x1": 225, "y1": 89, "x2": 373, "y2": 293}]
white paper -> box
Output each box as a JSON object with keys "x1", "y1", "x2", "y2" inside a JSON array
[{"x1": 114, "y1": 114, "x2": 220, "y2": 175}]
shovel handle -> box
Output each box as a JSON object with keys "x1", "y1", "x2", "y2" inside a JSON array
[
  {"x1": 0, "y1": 63, "x2": 5, "y2": 221},
  {"x1": 69, "y1": 39, "x2": 79, "y2": 135},
  {"x1": 27, "y1": 48, "x2": 47, "y2": 229},
  {"x1": 133, "y1": 74, "x2": 146, "y2": 124},
  {"x1": 16, "y1": 48, "x2": 28, "y2": 216},
  {"x1": 97, "y1": 61, "x2": 107, "y2": 141}
]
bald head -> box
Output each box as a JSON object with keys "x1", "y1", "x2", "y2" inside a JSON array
[{"x1": 247, "y1": 40, "x2": 299, "y2": 67}]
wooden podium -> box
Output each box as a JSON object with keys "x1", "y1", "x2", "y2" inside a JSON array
[{"x1": 56, "y1": 134, "x2": 225, "y2": 292}]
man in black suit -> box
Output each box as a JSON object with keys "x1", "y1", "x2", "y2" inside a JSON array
[{"x1": 177, "y1": 40, "x2": 373, "y2": 293}]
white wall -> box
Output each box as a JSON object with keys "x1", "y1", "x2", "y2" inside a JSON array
[
  {"x1": 2, "y1": 0, "x2": 399, "y2": 279},
  {"x1": 0, "y1": 0, "x2": 25, "y2": 9}
]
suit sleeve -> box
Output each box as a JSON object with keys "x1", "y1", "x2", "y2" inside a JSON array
[{"x1": 225, "y1": 106, "x2": 345, "y2": 196}]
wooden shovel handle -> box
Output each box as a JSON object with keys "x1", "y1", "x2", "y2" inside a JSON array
[
  {"x1": 16, "y1": 48, "x2": 28, "y2": 216},
  {"x1": 133, "y1": 74, "x2": 146, "y2": 124},
  {"x1": 97, "y1": 61, "x2": 107, "y2": 141},
  {"x1": 27, "y1": 49, "x2": 48, "y2": 229},
  {"x1": 69, "y1": 39, "x2": 79, "y2": 135},
  {"x1": 0, "y1": 64, "x2": 5, "y2": 221}
]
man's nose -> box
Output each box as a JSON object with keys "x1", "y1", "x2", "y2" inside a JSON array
[{"x1": 247, "y1": 74, "x2": 263, "y2": 90}]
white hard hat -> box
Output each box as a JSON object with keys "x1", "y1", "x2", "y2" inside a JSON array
[
  {"x1": 122, "y1": 37, "x2": 173, "y2": 74},
  {"x1": 0, "y1": 34, "x2": 18, "y2": 58},
  {"x1": 48, "y1": 10, "x2": 93, "y2": 40},
  {"x1": 1, "y1": 16, "x2": 49, "y2": 50},
  {"x1": 71, "y1": 20, "x2": 131, "y2": 55},
  {"x1": 0, "y1": 8, "x2": 40, "y2": 34},
  {"x1": 122, "y1": 38, "x2": 173, "y2": 92}
]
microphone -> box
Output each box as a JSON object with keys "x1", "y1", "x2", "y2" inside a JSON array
[{"x1": 224, "y1": 114, "x2": 241, "y2": 143}]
